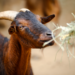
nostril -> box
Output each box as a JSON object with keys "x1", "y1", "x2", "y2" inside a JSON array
[
  {"x1": 47, "y1": 33, "x2": 51, "y2": 36},
  {"x1": 46, "y1": 33, "x2": 52, "y2": 36}
]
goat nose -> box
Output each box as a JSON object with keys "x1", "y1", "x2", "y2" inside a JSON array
[
  {"x1": 46, "y1": 32, "x2": 52, "y2": 36},
  {"x1": 39, "y1": 32, "x2": 53, "y2": 41},
  {"x1": 45, "y1": 32, "x2": 52, "y2": 37}
]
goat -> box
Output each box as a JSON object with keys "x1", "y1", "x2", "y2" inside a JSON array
[
  {"x1": 0, "y1": 8, "x2": 55, "y2": 75},
  {"x1": 26, "y1": 0, "x2": 60, "y2": 24}
]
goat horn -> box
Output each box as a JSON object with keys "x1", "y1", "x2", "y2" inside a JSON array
[
  {"x1": 19, "y1": 8, "x2": 30, "y2": 12},
  {"x1": 0, "y1": 8, "x2": 30, "y2": 21},
  {"x1": 0, "y1": 11, "x2": 19, "y2": 21}
]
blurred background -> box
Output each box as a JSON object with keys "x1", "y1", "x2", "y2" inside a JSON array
[{"x1": 0, "y1": 0, "x2": 75, "y2": 75}]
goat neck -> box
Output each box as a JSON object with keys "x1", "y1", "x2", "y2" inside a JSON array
[{"x1": 4, "y1": 34, "x2": 32, "y2": 75}]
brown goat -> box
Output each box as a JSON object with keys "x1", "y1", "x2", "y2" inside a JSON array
[
  {"x1": 0, "y1": 8, "x2": 55, "y2": 75},
  {"x1": 26, "y1": 0, "x2": 61, "y2": 24}
]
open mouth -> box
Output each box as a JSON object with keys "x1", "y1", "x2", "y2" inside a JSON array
[{"x1": 40, "y1": 39, "x2": 54, "y2": 47}]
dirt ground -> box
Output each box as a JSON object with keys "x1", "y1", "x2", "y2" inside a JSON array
[
  {"x1": 31, "y1": 0, "x2": 75, "y2": 75},
  {"x1": 0, "y1": 0, "x2": 75, "y2": 75},
  {"x1": 31, "y1": 46, "x2": 75, "y2": 75}
]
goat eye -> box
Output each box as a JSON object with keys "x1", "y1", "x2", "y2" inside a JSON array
[{"x1": 19, "y1": 26, "x2": 24, "y2": 29}]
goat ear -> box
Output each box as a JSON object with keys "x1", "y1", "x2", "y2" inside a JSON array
[
  {"x1": 8, "y1": 20, "x2": 17, "y2": 34},
  {"x1": 41, "y1": 14, "x2": 55, "y2": 24},
  {"x1": 8, "y1": 25, "x2": 16, "y2": 34}
]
